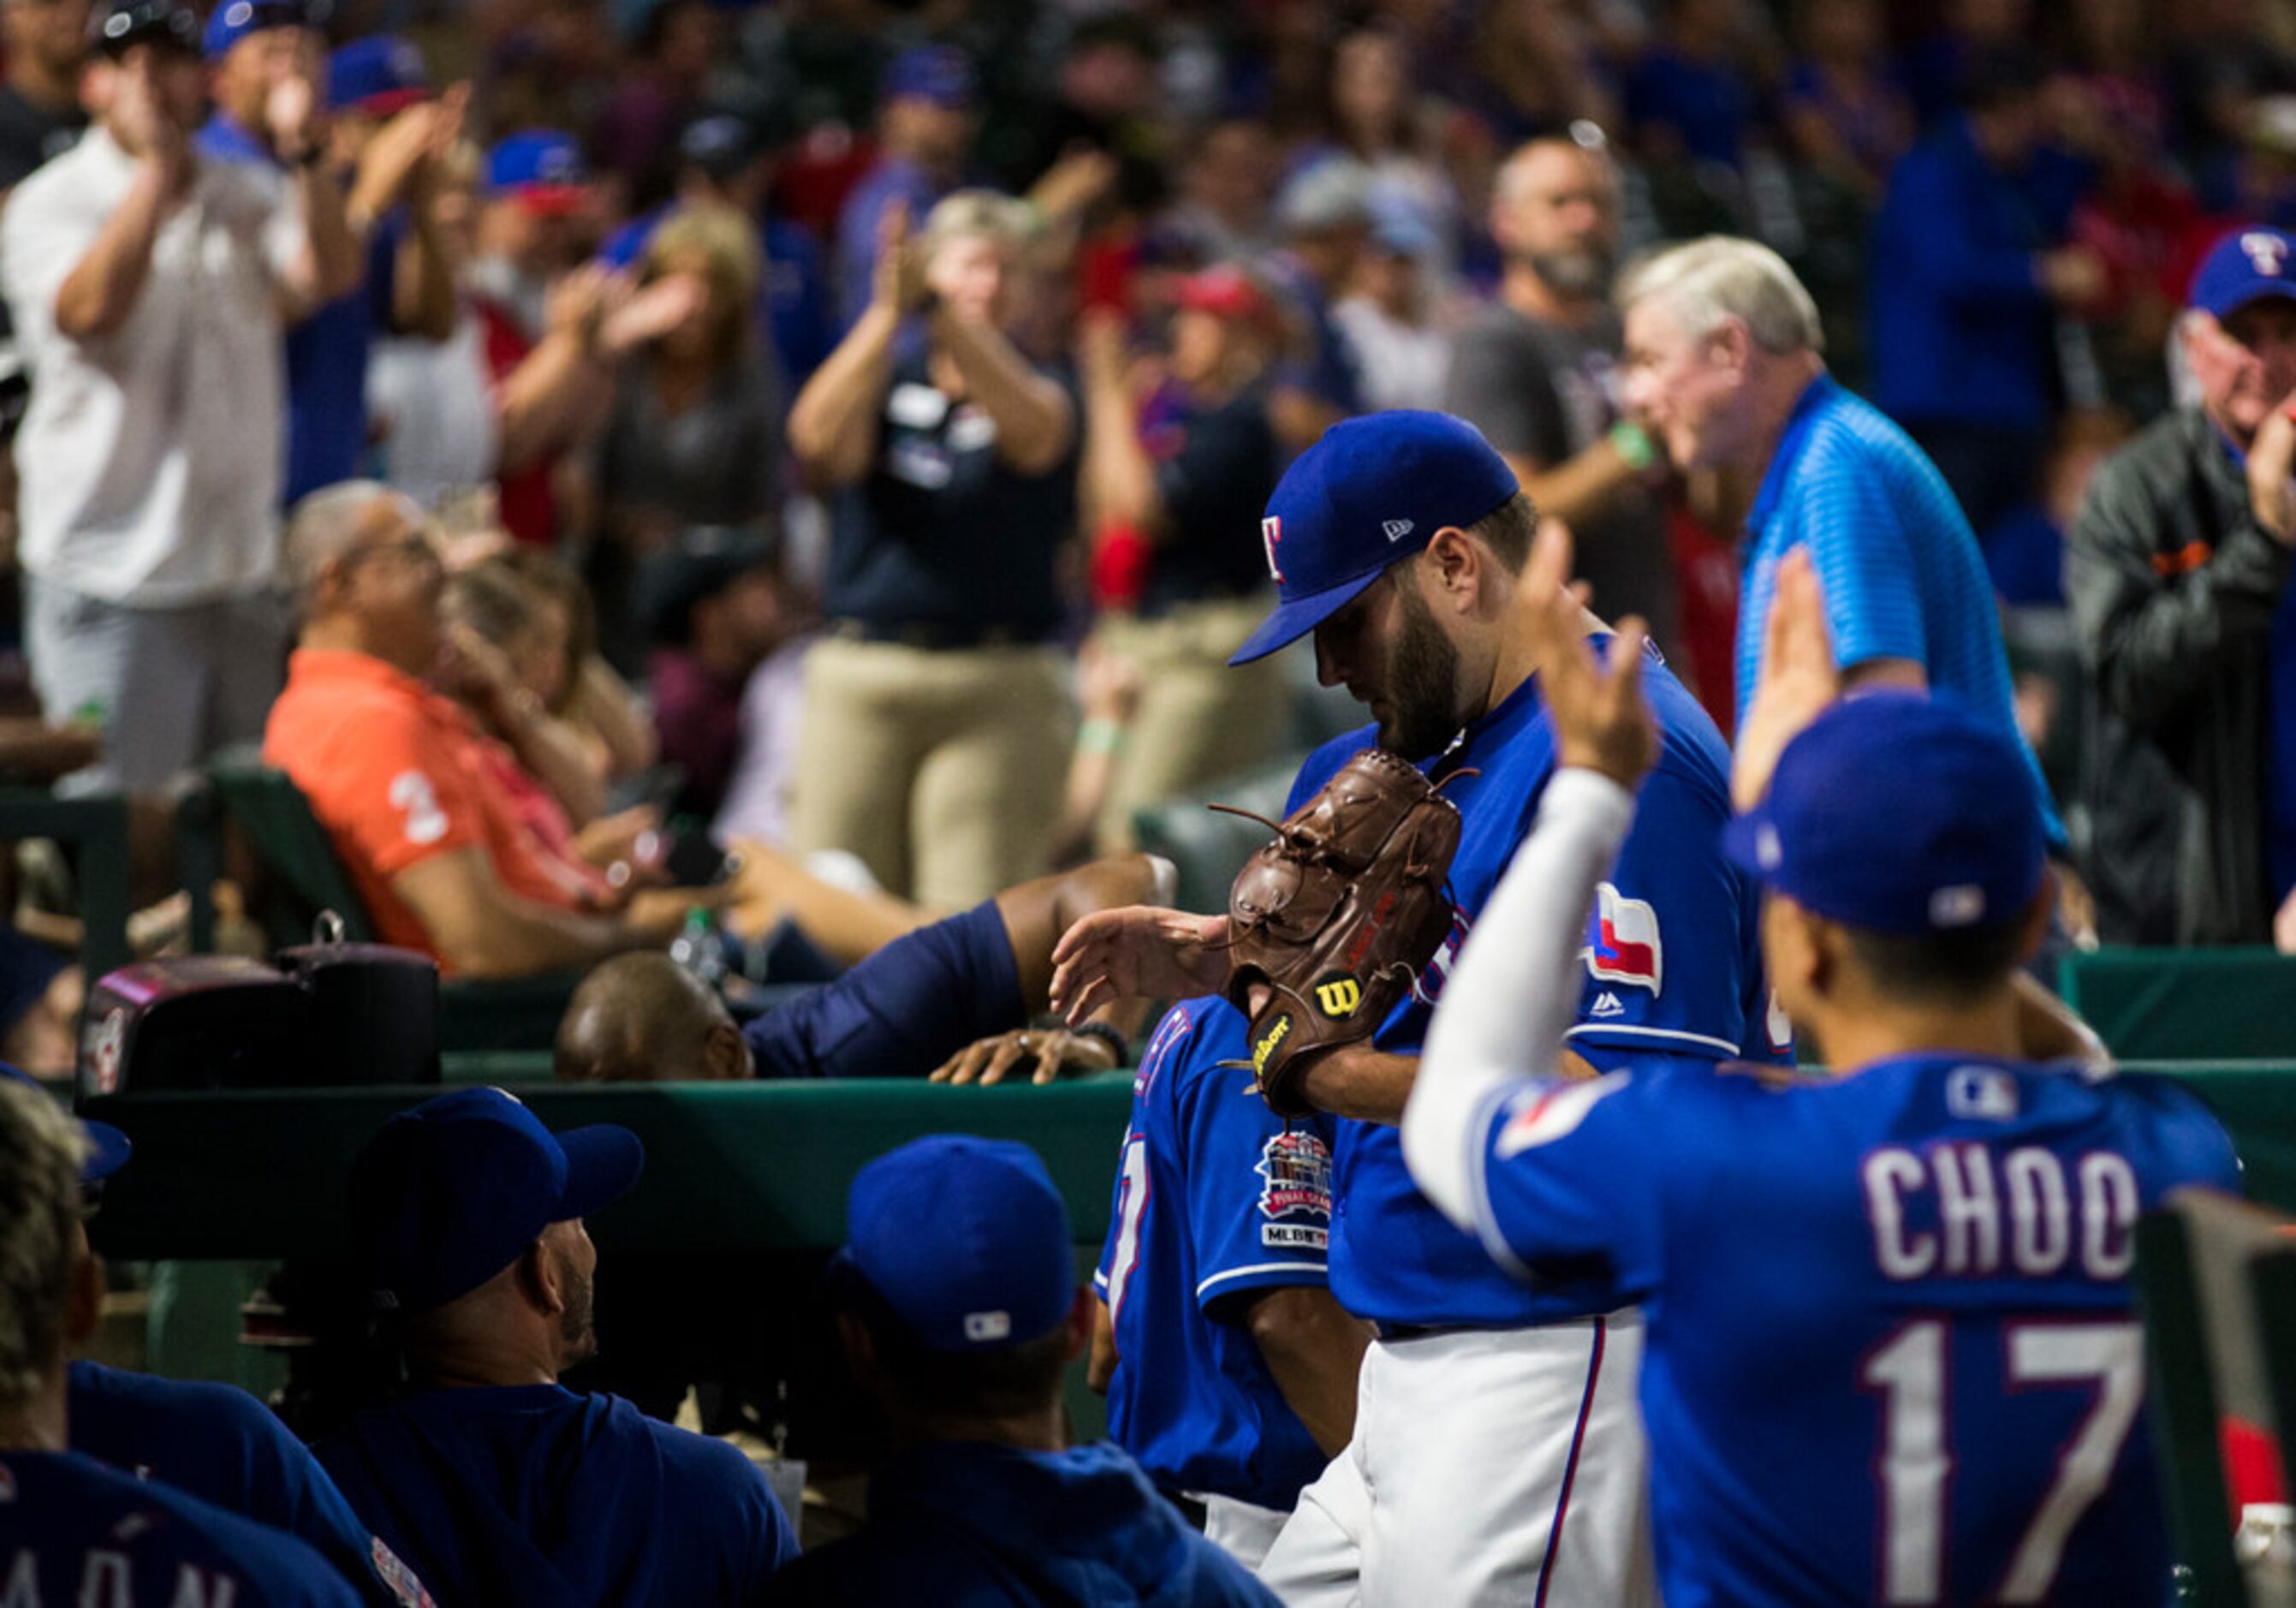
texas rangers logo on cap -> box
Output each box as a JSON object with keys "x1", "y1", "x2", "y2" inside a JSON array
[
  {"x1": 1582, "y1": 882, "x2": 1663, "y2": 994},
  {"x1": 2245, "y1": 230, "x2": 2292, "y2": 277},
  {"x1": 1261, "y1": 515, "x2": 1285, "y2": 585}
]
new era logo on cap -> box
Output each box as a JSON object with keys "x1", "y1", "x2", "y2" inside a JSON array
[{"x1": 1383, "y1": 519, "x2": 1414, "y2": 542}]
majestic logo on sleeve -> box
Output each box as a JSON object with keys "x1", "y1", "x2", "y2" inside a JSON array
[
  {"x1": 1582, "y1": 883, "x2": 1663, "y2": 994},
  {"x1": 1256, "y1": 1129, "x2": 1333, "y2": 1249},
  {"x1": 1261, "y1": 515, "x2": 1285, "y2": 584},
  {"x1": 1496, "y1": 1073, "x2": 1631, "y2": 1158}
]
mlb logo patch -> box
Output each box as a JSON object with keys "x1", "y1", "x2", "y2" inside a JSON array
[
  {"x1": 1582, "y1": 883, "x2": 1663, "y2": 994},
  {"x1": 1262, "y1": 516, "x2": 1285, "y2": 584}
]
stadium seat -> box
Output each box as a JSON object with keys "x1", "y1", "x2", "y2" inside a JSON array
[
  {"x1": 175, "y1": 747, "x2": 582, "y2": 1052},
  {"x1": 0, "y1": 785, "x2": 133, "y2": 978}
]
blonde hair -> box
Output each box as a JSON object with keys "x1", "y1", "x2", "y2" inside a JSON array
[
  {"x1": 0, "y1": 1080, "x2": 84, "y2": 1410},
  {"x1": 644, "y1": 203, "x2": 762, "y2": 310},
  {"x1": 919, "y1": 188, "x2": 1039, "y2": 263},
  {"x1": 1617, "y1": 235, "x2": 1825, "y2": 356}
]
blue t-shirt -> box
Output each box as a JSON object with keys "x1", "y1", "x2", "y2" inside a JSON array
[
  {"x1": 763, "y1": 1441, "x2": 1278, "y2": 1607},
  {"x1": 197, "y1": 115, "x2": 388, "y2": 505},
  {"x1": 1094, "y1": 998, "x2": 1334, "y2": 1511},
  {"x1": 315, "y1": 1384, "x2": 795, "y2": 1608},
  {"x1": 1290, "y1": 639, "x2": 1778, "y2": 1331},
  {"x1": 68, "y1": 1361, "x2": 426, "y2": 1607},
  {"x1": 0, "y1": 1448, "x2": 361, "y2": 1606},
  {"x1": 1740, "y1": 376, "x2": 2066, "y2": 847},
  {"x1": 1463, "y1": 1052, "x2": 2241, "y2": 1607}
]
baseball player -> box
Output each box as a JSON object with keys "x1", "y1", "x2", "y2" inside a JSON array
[
  {"x1": 25, "y1": 1063, "x2": 434, "y2": 1608},
  {"x1": 0, "y1": 1078, "x2": 364, "y2": 1607},
  {"x1": 1404, "y1": 535, "x2": 2243, "y2": 1605},
  {"x1": 1091, "y1": 999, "x2": 1369, "y2": 1569},
  {"x1": 1054, "y1": 410, "x2": 1776, "y2": 1603}
]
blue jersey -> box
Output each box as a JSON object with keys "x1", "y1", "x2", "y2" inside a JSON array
[
  {"x1": 0, "y1": 1448, "x2": 361, "y2": 1606},
  {"x1": 1094, "y1": 998, "x2": 1334, "y2": 1511},
  {"x1": 68, "y1": 1361, "x2": 429, "y2": 1608},
  {"x1": 1289, "y1": 640, "x2": 1776, "y2": 1331},
  {"x1": 763, "y1": 1441, "x2": 1278, "y2": 1607},
  {"x1": 1465, "y1": 1053, "x2": 2242, "y2": 1607},
  {"x1": 315, "y1": 1384, "x2": 795, "y2": 1608},
  {"x1": 1738, "y1": 376, "x2": 2064, "y2": 847}
]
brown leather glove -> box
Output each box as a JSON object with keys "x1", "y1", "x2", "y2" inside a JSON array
[{"x1": 1221, "y1": 748, "x2": 1464, "y2": 1117}]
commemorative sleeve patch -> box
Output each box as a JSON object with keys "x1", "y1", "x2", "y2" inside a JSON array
[
  {"x1": 1256, "y1": 1129, "x2": 1333, "y2": 1251},
  {"x1": 1495, "y1": 1073, "x2": 1632, "y2": 1159}
]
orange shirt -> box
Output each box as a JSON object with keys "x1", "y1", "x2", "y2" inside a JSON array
[{"x1": 263, "y1": 648, "x2": 593, "y2": 968}]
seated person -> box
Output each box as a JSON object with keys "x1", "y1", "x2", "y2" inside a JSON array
[
  {"x1": 5, "y1": 1065, "x2": 435, "y2": 1608},
  {"x1": 0, "y1": 1078, "x2": 361, "y2": 1606},
  {"x1": 315, "y1": 1087, "x2": 797, "y2": 1605},
  {"x1": 556, "y1": 849, "x2": 1165, "y2": 1086},
  {"x1": 762, "y1": 1135, "x2": 1278, "y2": 1606},
  {"x1": 1089, "y1": 1000, "x2": 1369, "y2": 1569}
]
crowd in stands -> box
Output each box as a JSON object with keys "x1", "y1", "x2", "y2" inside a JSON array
[{"x1": 0, "y1": 0, "x2": 2280, "y2": 1030}]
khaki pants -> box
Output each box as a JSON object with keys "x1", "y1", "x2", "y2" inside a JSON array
[
  {"x1": 789, "y1": 635, "x2": 1070, "y2": 909},
  {"x1": 1091, "y1": 595, "x2": 1288, "y2": 850}
]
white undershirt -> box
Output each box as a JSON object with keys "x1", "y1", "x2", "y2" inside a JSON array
[{"x1": 1401, "y1": 766, "x2": 1637, "y2": 1229}]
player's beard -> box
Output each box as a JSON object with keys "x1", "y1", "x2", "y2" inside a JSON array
[
  {"x1": 555, "y1": 1242, "x2": 598, "y2": 1367},
  {"x1": 1376, "y1": 577, "x2": 1464, "y2": 761},
  {"x1": 1526, "y1": 244, "x2": 1615, "y2": 302}
]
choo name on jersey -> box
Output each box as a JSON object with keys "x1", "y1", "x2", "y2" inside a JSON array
[{"x1": 1860, "y1": 1141, "x2": 2138, "y2": 1283}]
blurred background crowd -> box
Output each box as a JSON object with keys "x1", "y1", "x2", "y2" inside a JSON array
[{"x1": 0, "y1": 0, "x2": 2292, "y2": 1067}]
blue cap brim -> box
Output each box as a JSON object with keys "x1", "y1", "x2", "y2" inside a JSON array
[
  {"x1": 1227, "y1": 570, "x2": 1384, "y2": 665},
  {"x1": 2200, "y1": 283, "x2": 2296, "y2": 320},
  {"x1": 80, "y1": 1117, "x2": 131, "y2": 1182},
  {"x1": 557, "y1": 1124, "x2": 644, "y2": 1220}
]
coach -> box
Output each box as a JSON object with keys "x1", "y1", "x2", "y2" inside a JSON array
[
  {"x1": 1618, "y1": 236, "x2": 2061, "y2": 848},
  {"x1": 2066, "y1": 227, "x2": 2296, "y2": 948}
]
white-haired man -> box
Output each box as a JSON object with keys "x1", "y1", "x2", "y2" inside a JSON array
[{"x1": 1617, "y1": 235, "x2": 2060, "y2": 848}]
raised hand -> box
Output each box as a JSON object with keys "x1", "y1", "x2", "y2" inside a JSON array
[
  {"x1": 869, "y1": 200, "x2": 928, "y2": 318},
  {"x1": 1049, "y1": 904, "x2": 1231, "y2": 1024},
  {"x1": 1731, "y1": 546, "x2": 1839, "y2": 811},
  {"x1": 1520, "y1": 520, "x2": 1657, "y2": 791}
]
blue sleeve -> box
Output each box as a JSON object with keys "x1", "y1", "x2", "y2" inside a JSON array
[
  {"x1": 1779, "y1": 459, "x2": 1930, "y2": 675},
  {"x1": 239, "y1": 1408, "x2": 422, "y2": 1607},
  {"x1": 1468, "y1": 1069, "x2": 1672, "y2": 1301},
  {"x1": 742, "y1": 900, "x2": 1022, "y2": 1079},
  {"x1": 1098, "y1": 1004, "x2": 1198, "y2": 1305},
  {"x1": 1179, "y1": 1017, "x2": 1332, "y2": 1317},
  {"x1": 1879, "y1": 145, "x2": 2048, "y2": 309},
  {"x1": 1563, "y1": 759, "x2": 1754, "y2": 1063}
]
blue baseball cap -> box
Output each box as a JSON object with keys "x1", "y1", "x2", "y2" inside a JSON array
[
  {"x1": 2189, "y1": 227, "x2": 2296, "y2": 319},
  {"x1": 1722, "y1": 694, "x2": 2048, "y2": 936},
  {"x1": 487, "y1": 130, "x2": 591, "y2": 215},
  {"x1": 348, "y1": 1087, "x2": 643, "y2": 1315},
  {"x1": 203, "y1": 0, "x2": 313, "y2": 62},
  {"x1": 2, "y1": 1063, "x2": 128, "y2": 1183},
  {"x1": 883, "y1": 44, "x2": 976, "y2": 110},
  {"x1": 836, "y1": 1135, "x2": 1073, "y2": 1353},
  {"x1": 1229, "y1": 410, "x2": 1520, "y2": 665},
  {"x1": 329, "y1": 36, "x2": 431, "y2": 116}
]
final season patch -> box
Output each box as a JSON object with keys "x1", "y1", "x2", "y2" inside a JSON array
[{"x1": 1256, "y1": 1129, "x2": 1332, "y2": 1250}]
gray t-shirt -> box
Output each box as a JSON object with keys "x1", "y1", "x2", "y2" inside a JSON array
[{"x1": 1443, "y1": 302, "x2": 1677, "y2": 650}]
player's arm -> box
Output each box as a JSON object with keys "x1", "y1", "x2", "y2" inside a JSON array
[
  {"x1": 390, "y1": 850, "x2": 675, "y2": 979},
  {"x1": 1088, "y1": 1296, "x2": 1117, "y2": 1393},
  {"x1": 1403, "y1": 522, "x2": 1655, "y2": 1228},
  {"x1": 1296, "y1": 1043, "x2": 1603, "y2": 1126},
  {"x1": 1239, "y1": 1287, "x2": 1371, "y2": 1457}
]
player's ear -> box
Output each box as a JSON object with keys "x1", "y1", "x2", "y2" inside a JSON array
[
  {"x1": 1421, "y1": 527, "x2": 1480, "y2": 609},
  {"x1": 517, "y1": 1236, "x2": 562, "y2": 1317},
  {"x1": 703, "y1": 1020, "x2": 752, "y2": 1081},
  {"x1": 1060, "y1": 1287, "x2": 1092, "y2": 1364},
  {"x1": 2013, "y1": 878, "x2": 2057, "y2": 965},
  {"x1": 1710, "y1": 315, "x2": 1754, "y2": 378},
  {"x1": 833, "y1": 1308, "x2": 878, "y2": 1385}
]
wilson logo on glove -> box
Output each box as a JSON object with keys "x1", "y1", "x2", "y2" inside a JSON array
[
  {"x1": 1252, "y1": 1013, "x2": 1294, "y2": 1075},
  {"x1": 1312, "y1": 974, "x2": 1363, "y2": 1019}
]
